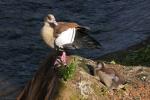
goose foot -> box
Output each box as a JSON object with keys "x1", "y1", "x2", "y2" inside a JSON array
[
  {"x1": 60, "y1": 51, "x2": 67, "y2": 65},
  {"x1": 54, "y1": 51, "x2": 67, "y2": 66}
]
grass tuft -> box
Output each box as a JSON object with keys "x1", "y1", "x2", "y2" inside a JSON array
[{"x1": 58, "y1": 58, "x2": 78, "y2": 81}]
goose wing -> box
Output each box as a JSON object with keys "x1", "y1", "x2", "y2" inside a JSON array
[
  {"x1": 64, "y1": 28, "x2": 102, "y2": 49},
  {"x1": 54, "y1": 22, "x2": 101, "y2": 49},
  {"x1": 55, "y1": 28, "x2": 76, "y2": 47}
]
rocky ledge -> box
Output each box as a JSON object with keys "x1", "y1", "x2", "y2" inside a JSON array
[{"x1": 17, "y1": 51, "x2": 150, "y2": 100}]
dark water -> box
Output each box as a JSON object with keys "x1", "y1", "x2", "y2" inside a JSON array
[{"x1": 0, "y1": 0, "x2": 150, "y2": 98}]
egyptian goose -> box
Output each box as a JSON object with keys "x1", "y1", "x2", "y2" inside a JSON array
[
  {"x1": 41, "y1": 14, "x2": 100, "y2": 65},
  {"x1": 95, "y1": 62, "x2": 125, "y2": 89}
]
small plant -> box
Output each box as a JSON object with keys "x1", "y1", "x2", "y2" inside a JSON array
[
  {"x1": 100, "y1": 87, "x2": 109, "y2": 95},
  {"x1": 124, "y1": 45, "x2": 150, "y2": 66},
  {"x1": 110, "y1": 60, "x2": 116, "y2": 64},
  {"x1": 58, "y1": 58, "x2": 77, "y2": 81}
]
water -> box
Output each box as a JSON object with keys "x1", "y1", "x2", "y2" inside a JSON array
[{"x1": 0, "y1": 0, "x2": 150, "y2": 98}]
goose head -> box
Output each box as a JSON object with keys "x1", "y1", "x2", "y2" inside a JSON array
[
  {"x1": 45, "y1": 14, "x2": 58, "y2": 26},
  {"x1": 96, "y1": 62, "x2": 105, "y2": 70},
  {"x1": 41, "y1": 14, "x2": 59, "y2": 48}
]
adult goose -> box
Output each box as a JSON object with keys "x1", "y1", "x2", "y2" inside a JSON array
[{"x1": 41, "y1": 14, "x2": 101, "y2": 65}]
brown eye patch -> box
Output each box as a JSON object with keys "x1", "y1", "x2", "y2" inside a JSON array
[{"x1": 47, "y1": 16, "x2": 52, "y2": 20}]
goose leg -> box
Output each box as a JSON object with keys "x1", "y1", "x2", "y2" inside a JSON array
[
  {"x1": 60, "y1": 51, "x2": 67, "y2": 65},
  {"x1": 54, "y1": 51, "x2": 67, "y2": 66}
]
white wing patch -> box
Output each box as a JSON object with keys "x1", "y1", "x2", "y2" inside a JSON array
[{"x1": 55, "y1": 28, "x2": 76, "y2": 47}]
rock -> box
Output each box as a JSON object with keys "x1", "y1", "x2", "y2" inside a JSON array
[{"x1": 17, "y1": 50, "x2": 59, "y2": 100}]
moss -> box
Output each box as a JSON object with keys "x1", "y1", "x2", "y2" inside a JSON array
[
  {"x1": 53, "y1": 80, "x2": 66, "y2": 99},
  {"x1": 70, "y1": 93, "x2": 81, "y2": 100},
  {"x1": 78, "y1": 60, "x2": 89, "y2": 73},
  {"x1": 114, "y1": 88, "x2": 126, "y2": 97},
  {"x1": 91, "y1": 84, "x2": 101, "y2": 96},
  {"x1": 91, "y1": 83, "x2": 108, "y2": 96},
  {"x1": 100, "y1": 87, "x2": 109, "y2": 96},
  {"x1": 54, "y1": 81, "x2": 84, "y2": 100}
]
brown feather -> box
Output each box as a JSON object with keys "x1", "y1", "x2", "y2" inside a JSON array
[{"x1": 54, "y1": 22, "x2": 79, "y2": 37}]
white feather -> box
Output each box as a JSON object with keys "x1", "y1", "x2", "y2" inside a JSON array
[{"x1": 55, "y1": 28, "x2": 76, "y2": 47}]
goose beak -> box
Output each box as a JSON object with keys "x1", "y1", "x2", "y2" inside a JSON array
[{"x1": 53, "y1": 21, "x2": 58, "y2": 26}]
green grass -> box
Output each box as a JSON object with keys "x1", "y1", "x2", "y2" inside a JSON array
[
  {"x1": 124, "y1": 45, "x2": 150, "y2": 66},
  {"x1": 99, "y1": 45, "x2": 150, "y2": 66},
  {"x1": 58, "y1": 59, "x2": 77, "y2": 81}
]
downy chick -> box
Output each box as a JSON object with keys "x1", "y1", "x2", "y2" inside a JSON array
[{"x1": 95, "y1": 62, "x2": 125, "y2": 89}]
